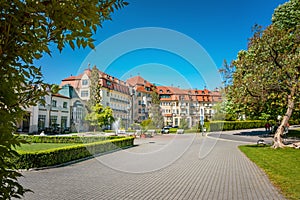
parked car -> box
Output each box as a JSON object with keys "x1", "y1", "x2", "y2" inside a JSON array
[{"x1": 161, "y1": 127, "x2": 170, "y2": 134}]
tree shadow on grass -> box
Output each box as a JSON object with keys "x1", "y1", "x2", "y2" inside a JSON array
[{"x1": 242, "y1": 144, "x2": 271, "y2": 148}]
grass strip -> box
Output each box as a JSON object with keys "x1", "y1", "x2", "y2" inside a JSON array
[{"x1": 239, "y1": 145, "x2": 300, "y2": 200}]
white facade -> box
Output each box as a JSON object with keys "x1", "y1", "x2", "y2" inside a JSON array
[{"x1": 18, "y1": 94, "x2": 71, "y2": 134}]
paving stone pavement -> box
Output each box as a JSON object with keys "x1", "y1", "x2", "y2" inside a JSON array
[{"x1": 17, "y1": 133, "x2": 285, "y2": 200}]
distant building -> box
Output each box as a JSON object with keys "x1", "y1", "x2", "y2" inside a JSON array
[
  {"x1": 157, "y1": 86, "x2": 222, "y2": 128},
  {"x1": 18, "y1": 67, "x2": 222, "y2": 134},
  {"x1": 126, "y1": 76, "x2": 153, "y2": 123},
  {"x1": 61, "y1": 68, "x2": 132, "y2": 129}
]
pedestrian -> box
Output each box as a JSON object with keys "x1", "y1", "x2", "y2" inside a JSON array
[{"x1": 265, "y1": 122, "x2": 271, "y2": 132}]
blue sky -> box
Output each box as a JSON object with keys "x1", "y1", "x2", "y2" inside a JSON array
[{"x1": 36, "y1": 0, "x2": 288, "y2": 90}]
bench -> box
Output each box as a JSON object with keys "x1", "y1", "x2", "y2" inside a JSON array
[
  {"x1": 117, "y1": 130, "x2": 126, "y2": 134},
  {"x1": 177, "y1": 129, "x2": 184, "y2": 134},
  {"x1": 257, "y1": 139, "x2": 266, "y2": 145},
  {"x1": 147, "y1": 129, "x2": 156, "y2": 137}
]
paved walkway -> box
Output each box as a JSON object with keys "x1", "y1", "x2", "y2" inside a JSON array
[{"x1": 17, "y1": 131, "x2": 285, "y2": 200}]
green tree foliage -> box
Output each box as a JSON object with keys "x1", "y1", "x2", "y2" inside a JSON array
[
  {"x1": 47, "y1": 84, "x2": 60, "y2": 127},
  {"x1": 272, "y1": 0, "x2": 300, "y2": 30},
  {"x1": 226, "y1": 0, "x2": 299, "y2": 148},
  {"x1": 88, "y1": 66, "x2": 102, "y2": 109},
  {"x1": 85, "y1": 104, "x2": 114, "y2": 131},
  {"x1": 140, "y1": 119, "x2": 153, "y2": 130},
  {"x1": 149, "y1": 86, "x2": 164, "y2": 128},
  {"x1": 0, "y1": 0, "x2": 127, "y2": 198},
  {"x1": 179, "y1": 117, "x2": 189, "y2": 129}
]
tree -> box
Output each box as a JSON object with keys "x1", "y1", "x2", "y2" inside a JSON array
[
  {"x1": 47, "y1": 84, "x2": 60, "y2": 128},
  {"x1": 140, "y1": 119, "x2": 153, "y2": 131},
  {"x1": 179, "y1": 117, "x2": 189, "y2": 129},
  {"x1": 85, "y1": 104, "x2": 114, "y2": 131},
  {"x1": 149, "y1": 86, "x2": 164, "y2": 128},
  {"x1": 0, "y1": 1, "x2": 128, "y2": 198},
  {"x1": 88, "y1": 66, "x2": 102, "y2": 110},
  {"x1": 227, "y1": 0, "x2": 300, "y2": 148}
]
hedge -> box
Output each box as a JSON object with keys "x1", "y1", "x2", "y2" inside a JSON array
[
  {"x1": 14, "y1": 137, "x2": 134, "y2": 169},
  {"x1": 204, "y1": 121, "x2": 267, "y2": 132},
  {"x1": 17, "y1": 135, "x2": 123, "y2": 144}
]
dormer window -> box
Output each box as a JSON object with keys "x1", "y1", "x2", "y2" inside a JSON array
[
  {"x1": 159, "y1": 89, "x2": 163, "y2": 93},
  {"x1": 82, "y1": 79, "x2": 88, "y2": 86}
]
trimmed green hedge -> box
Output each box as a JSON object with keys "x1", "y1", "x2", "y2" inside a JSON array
[
  {"x1": 17, "y1": 135, "x2": 123, "y2": 144},
  {"x1": 14, "y1": 137, "x2": 134, "y2": 169},
  {"x1": 204, "y1": 121, "x2": 267, "y2": 132}
]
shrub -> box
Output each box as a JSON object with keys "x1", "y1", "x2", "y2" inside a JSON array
[
  {"x1": 169, "y1": 128, "x2": 178, "y2": 133},
  {"x1": 13, "y1": 137, "x2": 134, "y2": 169},
  {"x1": 17, "y1": 135, "x2": 123, "y2": 144},
  {"x1": 204, "y1": 121, "x2": 267, "y2": 132}
]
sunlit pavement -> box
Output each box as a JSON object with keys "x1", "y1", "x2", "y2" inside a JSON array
[{"x1": 17, "y1": 131, "x2": 285, "y2": 200}]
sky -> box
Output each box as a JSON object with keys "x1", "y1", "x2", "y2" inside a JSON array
[{"x1": 36, "y1": 0, "x2": 288, "y2": 90}]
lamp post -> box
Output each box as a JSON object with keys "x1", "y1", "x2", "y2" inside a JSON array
[
  {"x1": 200, "y1": 106, "x2": 205, "y2": 136},
  {"x1": 127, "y1": 105, "x2": 131, "y2": 130}
]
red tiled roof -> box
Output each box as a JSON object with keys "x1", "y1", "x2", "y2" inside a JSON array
[
  {"x1": 52, "y1": 93, "x2": 70, "y2": 99},
  {"x1": 62, "y1": 74, "x2": 82, "y2": 81},
  {"x1": 127, "y1": 76, "x2": 153, "y2": 88}
]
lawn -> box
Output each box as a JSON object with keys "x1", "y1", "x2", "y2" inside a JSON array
[
  {"x1": 15, "y1": 143, "x2": 78, "y2": 153},
  {"x1": 239, "y1": 145, "x2": 300, "y2": 200}
]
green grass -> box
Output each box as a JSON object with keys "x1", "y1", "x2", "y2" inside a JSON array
[
  {"x1": 239, "y1": 145, "x2": 300, "y2": 200},
  {"x1": 15, "y1": 143, "x2": 78, "y2": 153}
]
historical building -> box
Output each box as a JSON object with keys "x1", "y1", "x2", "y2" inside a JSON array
[
  {"x1": 126, "y1": 76, "x2": 153, "y2": 123},
  {"x1": 61, "y1": 68, "x2": 132, "y2": 129},
  {"x1": 19, "y1": 66, "x2": 222, "y2": 134},
  {"x1": 157, "y1": 86, "x2": 222, "y2": 128},
  {"x1": 18, "y1": 93, "x2": 71, "y2": 134}
]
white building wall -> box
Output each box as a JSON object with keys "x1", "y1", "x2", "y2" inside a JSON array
[{"x1": 20, "y1": 94, "x2": 71, "y2": 134}]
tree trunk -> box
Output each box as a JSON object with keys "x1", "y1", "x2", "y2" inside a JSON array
[
  {"x1": 48, "y1": 94, "x2": 52, "y2": 128},
  {"x1": 272, "y1": 88, "x2": 295, "y2": 148}
]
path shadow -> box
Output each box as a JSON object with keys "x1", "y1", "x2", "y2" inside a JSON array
[{"x1": 233, "y1": 130, "x2": 274, "y2": 138}]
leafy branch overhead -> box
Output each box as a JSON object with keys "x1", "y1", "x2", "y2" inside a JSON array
[{"x1": 0, "y1": 0, "x2": 128, "y2": 199}]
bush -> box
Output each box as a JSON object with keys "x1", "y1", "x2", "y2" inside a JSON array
[
  {"x1": 17, "y1": 135, "x2": 123, "y2": 144},
  {"x1": 204, "y1": 121, "x2": 267, "y2": 132},
  {"x1": 13, "y1": 137, "x2": 134, "y2": 169},
  {"x1": 169, "y1": 128, "x2": 178, "y2": 133}
]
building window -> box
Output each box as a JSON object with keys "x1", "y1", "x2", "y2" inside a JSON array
[
  {"x1": 107, "y1": 80, "x2": 111, "y2": 86},
  {"x1": 81, "y1": 90, "x2": 89, "y2": 97},
  {"x1": 138, "y1": 100, "x2": 141, "y2": 105},
  {"x1": 52, "y1": 100, "x2": 57, "y2": 107},
  {"x1": 137, "y1": 92, "x2": 141, "y2": 97},
  {"x1": 38, "y1": 115, "x2": 46, "y2": 130},
  {"x1": 161, "y1": 94, "x2": 171, "y2": 98},
  {"x1": 61, "y1": 116, "x2": 68, "y2": 129},
  {"x1": 82, "y1": 79, "x2": 88, "y2": 86},
  {"x1": 50, "y1": 116, "x2": 58, "y2": 127},
  {"x1": 63, "y1": 102, "x2": 68, "y2": 109}
]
